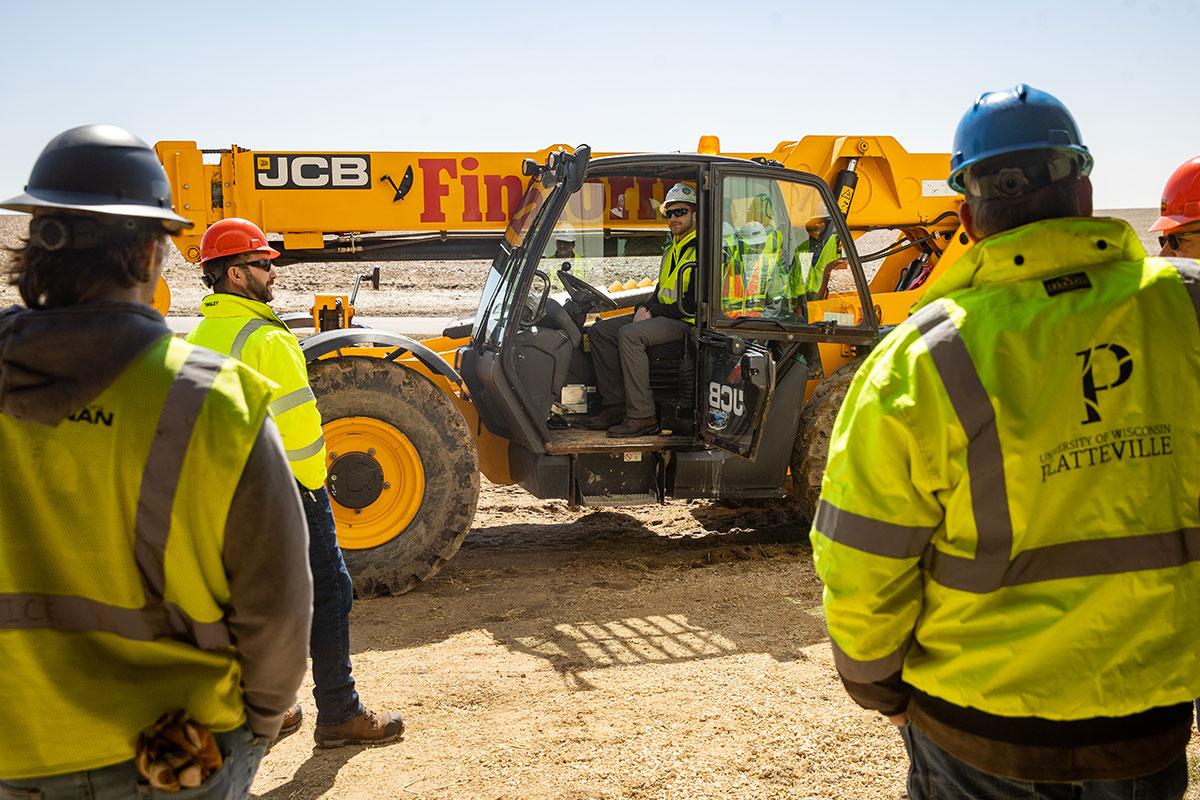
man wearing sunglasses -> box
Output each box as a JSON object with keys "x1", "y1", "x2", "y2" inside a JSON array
[
  {"x1": 189, "y1": 218, "x2": 404, "y2": 749},
  {"x1": 1150, "y1": 157, "x2": 1200, "y2": 259},
  {"x1": 587, "y1": 182, "x2": 698, "y2": 437}
]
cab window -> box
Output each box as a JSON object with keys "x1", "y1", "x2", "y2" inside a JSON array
[{"x1": 717, "y1": 175, "x2": 846, "y2": 325}]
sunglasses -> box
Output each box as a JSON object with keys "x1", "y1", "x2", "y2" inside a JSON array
[
  {"x1": 664, "y1": 207, "x2": 692, "y2": 219},
  {"x1": 237, "y1": 258, "x2": 274, "y2": 271},
  {"x1": 1158, "y1": 232, "x2": 1196, "y2": 250}
]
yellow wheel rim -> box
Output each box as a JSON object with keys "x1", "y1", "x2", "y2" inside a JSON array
[{"x1": 324, "y1": 416, "x2": 425, "y2": 550}]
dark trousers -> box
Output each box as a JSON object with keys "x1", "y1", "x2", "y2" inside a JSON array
[
  {"x1": 301, "y1": 485, "x2": 363, "y2": 727},
  {"x1": 901, "y1": 722, "x2": 1188, "y2": 800},
  {"x1": 589, "y1": 314, "x2": 690, "y2": 419}
]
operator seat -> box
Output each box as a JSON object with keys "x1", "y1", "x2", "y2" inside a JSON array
[{"x1": 647, "y1": 335, "x2": 695, "y2": 433}]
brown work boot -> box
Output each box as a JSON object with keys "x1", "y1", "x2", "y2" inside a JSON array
[
  {"x1": 274, "y1": 704, "x2": 303, "y2": 743},
  {"x1": 578, "y1": 405, "x2": 624, "y2": 430},
  {"x1": 607, "y1": 416, "x2": 659, "y2": 438},
  {"x1": 314, "y1": 707, "x2": 405, "y2": 748}
]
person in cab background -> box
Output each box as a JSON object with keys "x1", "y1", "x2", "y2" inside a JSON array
[
  {"x1": 187, "y1": 218, "x2": 404, "y2": 749},
  {"x1": 586, "y1": 182, "x2": 698, "y2": 437},
  {"x1": 784, "y1": 213, "x2": 843, "y2": 302},
  {"x1": 548, "y1": 224, "x2": 589, "y2": 285},
  {"x1": 721, "y1": 221, "x2": 786, "y2": 319},
  {"x1": 0, "y1": 125, "x2": 312, "y2": 797},
  {"x1": 1151, "y1": 156, "x2": 1200, "y2": 260},
  {"x1": 810, "y1": 85, "x2": 1200, "y2": 799}
]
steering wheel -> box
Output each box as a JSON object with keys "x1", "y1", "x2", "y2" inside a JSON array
[{"x1": 557, "y1": 261, "x2": 617, "y2": 311}]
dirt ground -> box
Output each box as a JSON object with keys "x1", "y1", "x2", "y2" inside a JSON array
[{"x1": 2, "y1": 210, "x2": 1197, "y2": 798}]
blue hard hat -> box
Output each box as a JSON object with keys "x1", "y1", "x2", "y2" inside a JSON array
[{"x1": 948, "y1": 84, "x2": 1093, "y2": 193}]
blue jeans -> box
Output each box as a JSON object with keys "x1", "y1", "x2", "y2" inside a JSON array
[
  {"x1": 0, "y1": 726, "x2": 266, "y2": 800},
  {"x1": 900, "y1": 722, "x2": 1188, "y2": 800},
  {"x1": 301, "y1": 485, "x2": 363, "y2": 727}
]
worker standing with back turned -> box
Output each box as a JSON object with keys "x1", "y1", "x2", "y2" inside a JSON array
[
  {"x1": 811, "y1": 85, "x2": 1200, "y2": 798},
  {"x1": 188, "y1": 218, "x2": 404, "y2": 748},
  {"x1": 0, "y1": 125, "x2": 312, "y2": 796}
]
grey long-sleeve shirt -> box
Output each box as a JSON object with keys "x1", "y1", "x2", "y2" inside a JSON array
[{"x1": 223, "y1": 417, "x2": 312, "y2": 737}]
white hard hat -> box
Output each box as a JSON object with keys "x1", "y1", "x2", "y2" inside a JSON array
[
  {"x1": 737, "y1": 221, "x2": 768, "y2": 247},
  {"x1": 554, "y1": 224, "x2": 576, "y2": 243},
  {"x1": 662, "y1": 182, "x2": 697, "y2": 213}
]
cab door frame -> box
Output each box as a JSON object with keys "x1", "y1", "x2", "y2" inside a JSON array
[{"x1": 692, "y1": 163, "x2": 880, "y2": 460}]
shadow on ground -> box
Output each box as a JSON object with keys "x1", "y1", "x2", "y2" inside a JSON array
[{"x1": 347, "y1": 505, "x2": 825, "y2": 682}]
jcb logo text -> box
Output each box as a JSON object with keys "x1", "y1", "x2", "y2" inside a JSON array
[
  {"x1": 708, "y1": 382, "x2": 745, "y2": 417},
  {"x1": 255, "y1": 154, "x2": 371, "y2": 190}
]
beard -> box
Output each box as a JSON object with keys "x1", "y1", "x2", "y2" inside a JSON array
[{"x1": 245, "y1": 269, "x2": 274, "y2": 303}]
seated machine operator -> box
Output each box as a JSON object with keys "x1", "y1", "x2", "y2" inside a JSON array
[{"x1": 586, "y1": 182, "x2": 698, "y2": 437}]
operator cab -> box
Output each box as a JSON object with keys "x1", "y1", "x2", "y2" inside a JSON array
[{"x1": 459, "y1": 146, "x2": 879, "y2": 505}]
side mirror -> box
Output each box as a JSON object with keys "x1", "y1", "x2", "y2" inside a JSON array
[{"x1": 521, "y1": 270, "x2": 551, "y2": 326}]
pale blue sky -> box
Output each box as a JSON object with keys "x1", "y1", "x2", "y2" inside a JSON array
[{"x1": 1, "y1": 0, "x2": 1195, "y2": 209}]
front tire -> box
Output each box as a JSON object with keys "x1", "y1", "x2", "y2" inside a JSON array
[
  {"x1": 310, "y1": 357, "x2": 480, "y2": 596},
  {"x1": 789, "y1": 360, "x2": 862, "y2": 523}
]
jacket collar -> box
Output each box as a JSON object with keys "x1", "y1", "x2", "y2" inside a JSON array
[
  {"x1": 913, "y1": 217, "x2": 1146, "y2": 311},
  {"x1": 198, "y1": 292, "x2": 288, "y2": 328}
]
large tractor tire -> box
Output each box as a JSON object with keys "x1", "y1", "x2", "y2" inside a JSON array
[
  {"x1": 309, "y1": 357, "x2": 480, "y2": 596},
  {"x1": 790, "y1": 360, "x2": 863, "y2": 523}
]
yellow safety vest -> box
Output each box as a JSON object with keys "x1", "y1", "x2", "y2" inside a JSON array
[
  {"x1": 812, "y1": 217, "x2": 1200, "y2": 720},
  {"x1": 722, "y1": 229, "x2": 785, "y2": 318},
  {"x1": 0, "y1": 336, "x2": 274, "y2": 778},
  {"x1": 187, "y1": 294, "x2": 327, "y2": 489},
  {"x1": 793, "y1": 232, "x2": 840, "y2": 296},
  {"x1": 655, "y1": 229, "x2": 698, "y2": 323}
]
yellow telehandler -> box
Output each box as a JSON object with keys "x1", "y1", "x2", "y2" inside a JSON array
[{"x1": 155, "y1": 136, "x2": 967, "y2": 594}]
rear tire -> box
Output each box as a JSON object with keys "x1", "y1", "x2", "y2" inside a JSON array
[
  {"x1": 790, "y1": 360, "x2": 862, "y2": 523},
  {"x1": 309, "y1": 357, "x2": 480, "y2": 596}
]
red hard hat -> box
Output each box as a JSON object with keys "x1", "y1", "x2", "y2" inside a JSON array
[
  {"x1": 1149, "y1": 157, "x2": 1200, "y2": 233},
  {"x1": 199, "y1": 218, "x2": 280, "y2": 264}
]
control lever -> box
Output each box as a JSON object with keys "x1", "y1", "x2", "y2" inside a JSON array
[{"x1": 350, "y1": 266, "x2": 381, "y2": 306}]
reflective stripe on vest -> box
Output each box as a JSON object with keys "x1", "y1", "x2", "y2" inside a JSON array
[
  {"x1": 823, "y1": 294, "x2": 1200, "y2": 594},
  {"x1": 0, "y1": 347, "x2": 232, "y2": 649},
  {"x1": 287, "y1": 434, "x2": 325, "y2": 462},
  {"x1": 230, "y1": 318, "x2": 275, "y2": 361},
  {"x1": 269, "y1": 385, "x2": 316, "y2": 416}
]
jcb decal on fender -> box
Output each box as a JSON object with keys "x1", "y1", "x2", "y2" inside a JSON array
[
  {"x1": 255, "y1": 154, "x2": 372, "y2": 189},
  {"x1": 708, "y1": 382, "x2": 745, "y2": 417}
]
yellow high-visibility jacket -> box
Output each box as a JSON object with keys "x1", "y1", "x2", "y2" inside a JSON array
[
  {"x1": 0, "y1": 336, "x2": 274, "y2": 777},
  {"x1": 811, "y1": 217, "x2": 1200, "y2": 721},
  {"x1": 187, "y1": 294, "x2": 327, "y2": 489},
  {"x1": 651, "y1": 229, "x2": 698, "y2": 323}
]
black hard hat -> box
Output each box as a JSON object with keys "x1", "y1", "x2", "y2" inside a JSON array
[{"x1": 1, "y1": 124, "x2": 193, "y2": 232}]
